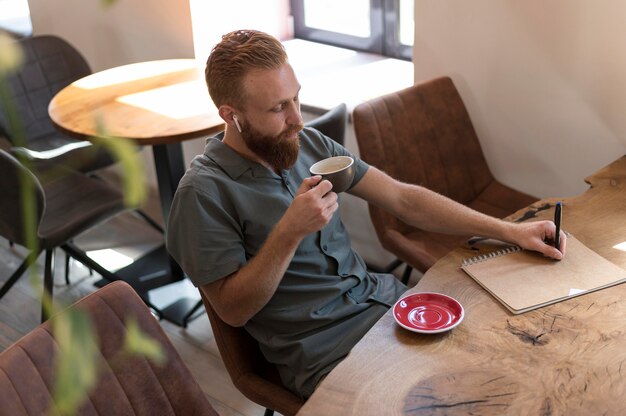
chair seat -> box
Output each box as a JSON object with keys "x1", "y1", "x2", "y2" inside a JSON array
[
  {"x1": 381, "y1": 180, "x2": 537, "y2": 271},
  {"x1": 200, "y1": 291, "x2": 305, "y2": 416},
  {"x1": 38, "y1": 170, "x2": 126, "y2": 248},
  {"x1": 11, "y1": 135, "x2": 115, "y2": 173}
]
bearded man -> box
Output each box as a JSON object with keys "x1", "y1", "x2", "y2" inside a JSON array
[{"x1": 166, "y1": 30, "x2": 565, "y2": 399}]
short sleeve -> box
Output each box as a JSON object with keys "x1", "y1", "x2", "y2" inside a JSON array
[
  {"x1": 304, "y1": 126, "x2": 369, "y2": 190},
  {"x1": 166, "y1": 182, "x2": 246, "y2": 287}
]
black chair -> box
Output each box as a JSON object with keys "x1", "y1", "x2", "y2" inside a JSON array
[
  {"x1": 305, "y1": 103, "x2": 347, "y2": 146},
  {"x1": 0, "y1": 35, "x2": 115, "y2": 173},
  {"x1": 1, "y1": 35, "x2": 164, "y2": 279},
  {"x1": 0, "y1": 149, "x2": 128, "y2": 322}
]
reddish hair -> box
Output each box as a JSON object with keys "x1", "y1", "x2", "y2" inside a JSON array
[{"x1": 205, "y1": 30, "x2": 287, "y2": 109}]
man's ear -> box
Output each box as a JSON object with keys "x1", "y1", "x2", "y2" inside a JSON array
[{"x1": 218, "y1": 105, "x2": 239, "y2": 131}]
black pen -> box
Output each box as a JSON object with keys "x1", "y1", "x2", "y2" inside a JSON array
[{"x1": 554, "y1": 202, "x2": 562, "y2": 250}]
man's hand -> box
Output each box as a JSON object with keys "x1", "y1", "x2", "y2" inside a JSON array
[
  {"x1": 280, "y1": 176, "x2": 338, "y2": 239},
  {"x1": 203, "y1": 176, "x2": 338, "y2": 327},
  {"x1": 510, "y1": 220, "x2": 567, "y2": 260}
]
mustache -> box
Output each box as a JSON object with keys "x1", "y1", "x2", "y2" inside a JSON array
[{"x1": 280, "y1": 123, "x2": 304, "y2": 140}]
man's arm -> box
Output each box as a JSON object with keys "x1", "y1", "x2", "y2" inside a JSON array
[
  {"x1": 349, "y1": 166, "x2": 566, "y2": 260},
  {"x1": 201, "y1": 176, "x2": 337, "y2": 327}
]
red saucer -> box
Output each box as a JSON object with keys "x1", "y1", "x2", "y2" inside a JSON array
[{"x1": 393, "y1": 292, "x2": 464, "y2": 334}]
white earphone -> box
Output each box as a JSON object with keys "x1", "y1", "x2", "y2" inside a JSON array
[{"x1": 233, "y1": 114, "x2": 242, "y2": 133}]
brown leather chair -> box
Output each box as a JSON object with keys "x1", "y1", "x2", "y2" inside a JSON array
[
  {"x1": 352, "y1": 76, "x2": 537, "y2": 278},
  {"x1": 199, "y1": 291, "x2": 305, "y2": 416},
  {"x1": 0, "y1": 281, "x2": 218, "y2": 416}
]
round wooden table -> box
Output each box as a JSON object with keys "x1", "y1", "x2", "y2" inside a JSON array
[
  {"x1": 49, "y1": 59, "x2": 225, "y2": 326},
  {"x1": 49, "y1": 58, "x2": 224, "y2": 144}
]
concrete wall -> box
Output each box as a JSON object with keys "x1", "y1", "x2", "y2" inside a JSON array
[{"x1": 413, "y1": 1, "x2": 626, "y2": 199}]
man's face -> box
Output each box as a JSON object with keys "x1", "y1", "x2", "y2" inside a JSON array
[{"x1": 237, "y1": 63, "x2": 304, "y2": 171}]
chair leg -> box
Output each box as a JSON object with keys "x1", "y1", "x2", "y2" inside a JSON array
[
  {"x1": 65, "y1": 251, "x2": 71, "y2": 285},
  {"x1": 132, "y1": 209, "x2": 165, "y2": 234},
  {"x1": 401, "y1": 264, "x2": 413, "y2": 285},
  {"x1": 264, "y1": 409, "x2": 274, "y2": 416},
  {"x1": 182, "y1": 299, "x2": 205, "y2": 328},
  {"x1": 61, "y1": 242, "x2": 164, "y2": 319},
  {"x1": 64, "y1": 239, "x2": 93, "y2": 282},
  {"x1": 0, "y1": 246, "x2": 44, "y2": 299},
  {"x1": 42, "y1": 248, "x2": 55, "y2": 322},
  {"x1": 0, "y1": 257, "x2": 30, "y2": 299}
]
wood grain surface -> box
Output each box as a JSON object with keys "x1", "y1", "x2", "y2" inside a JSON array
[
  {"x1": 48, "y1": 59, "x2": 225, "y2": 145},
  {"x1": 298, "y1": 155, "x2": 626, "y2": 415}
]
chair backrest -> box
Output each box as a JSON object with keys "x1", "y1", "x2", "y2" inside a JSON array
[
  {"x1": 199, "y1": 290, "x2": 305, "y2": 416},
  {"x1": 0, "y1": 149, "x2": 44, "y2": 245},
  {"x1": 0, "y1": 35, "x2": 91, "y2": 149},
  {"x1": 305, "y1": 103, "x2": 347, "y2": 146},
  {"x1": 352, "y1": 76, "x2": 495, "y2": 237},
  {"x1": 0, "y1": 281, "x2": 218, "y2": 416}
]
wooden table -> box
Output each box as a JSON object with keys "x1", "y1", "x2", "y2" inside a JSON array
[
  {"x1": 49, "y1": 59, "x2": 225, "y2": 325},
  {"x1": 298, "y1": 155, "x2": 626, "y2": 415}
]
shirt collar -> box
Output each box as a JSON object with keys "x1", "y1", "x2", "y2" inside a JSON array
[{"x1": 204, "y1": 134, "x2": 281, "y2": 180}]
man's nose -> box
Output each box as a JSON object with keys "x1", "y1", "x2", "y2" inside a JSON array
[{"x1": 286, "y1": 101, "x2": 303, "y2": 125}]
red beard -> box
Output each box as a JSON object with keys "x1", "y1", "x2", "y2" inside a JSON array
[{"x1": 240, "y1": 122, "x2": 304, "y2": 171}]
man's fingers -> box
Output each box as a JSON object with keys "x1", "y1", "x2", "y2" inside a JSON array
[
  {"x1": 311, "y1": 178, "x2": 334, "y2": 196},
  {"x1": 297, "y1": 176, "x2": 323, "y2": 195}
]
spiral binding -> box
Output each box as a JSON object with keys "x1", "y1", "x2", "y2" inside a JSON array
[{"x1": 462, "y1": 245, "x2": 522, "y2": 266}]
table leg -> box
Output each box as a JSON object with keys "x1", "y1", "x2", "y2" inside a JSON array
[
  {"x1": 152, "y1": 143, "x2": 185, "y2": 279},
  {"x1": 90, "y1": 142, "x2": 201, "y2": 327},
  {"x1": 150, "y1": 143, "x2": 203, "y2": 326}
]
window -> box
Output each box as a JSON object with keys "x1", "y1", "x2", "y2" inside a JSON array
[
  {"x1": 0, "y1": 0, "x2": 32, "y2": 37},
  {"x1": 290, "y1": 0, "x2": 414, "y2": 60}
]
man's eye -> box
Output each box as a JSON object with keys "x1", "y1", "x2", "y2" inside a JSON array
[{"x1": 272, "y1": 104, "x2": 285, "y2": 112}]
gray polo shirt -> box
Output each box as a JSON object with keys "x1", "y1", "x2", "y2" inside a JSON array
[{"x1": 167, "y1": 127, "x2": 407, "y2": 398}]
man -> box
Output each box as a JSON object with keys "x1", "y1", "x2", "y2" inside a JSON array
[{"x1": 167, "y1": 30, "x2": 566, "y2": 399}]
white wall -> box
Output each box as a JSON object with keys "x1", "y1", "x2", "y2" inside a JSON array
[
  {"x1": 414, "y1": 1, "x2": 626, "y2": 199},
  {"x1": 29, "y1": 0, "x2": 195, "y2": 71}
]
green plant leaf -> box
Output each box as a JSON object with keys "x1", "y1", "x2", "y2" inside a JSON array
[
  {"x1": 93, "y1": 119, "x2": 148, "y2": 207},
  {"x1": 124, "y1": 317, "x2": 165, "y2": 363},
  {"x1": 0, "y1": 31, "x2": 23, "y2": 74},
  {"x1": 52, "y1": 309, "x2": 99, "y2": 415}
]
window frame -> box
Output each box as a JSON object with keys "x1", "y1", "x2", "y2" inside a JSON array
[{"x1": 290, "y1": 0, "x2": 412, "y2": 61}]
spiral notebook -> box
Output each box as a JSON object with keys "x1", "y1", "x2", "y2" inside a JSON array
[{"x1": 460, "y1": 235, "x2": 626, "y2": 314}]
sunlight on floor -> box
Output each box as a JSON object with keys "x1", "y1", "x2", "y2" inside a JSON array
[
  {"x1": 86, "y1": 249, "x2": 133, "y2": 271},
  {"x1": 613, "y1": 241, "x2": 626, "y2": 252}
]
